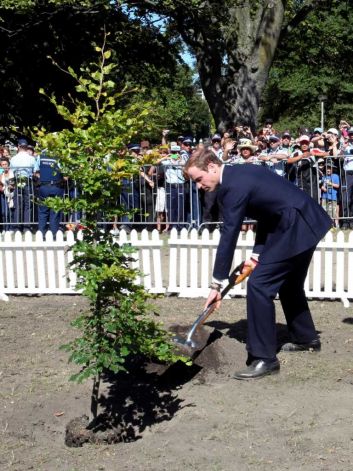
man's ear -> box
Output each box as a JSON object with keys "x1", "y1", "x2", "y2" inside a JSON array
[{"x1": 207, "y1": 162, "x2": 216, "y2": 172}]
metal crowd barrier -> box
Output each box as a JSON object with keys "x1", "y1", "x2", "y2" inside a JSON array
[{"x1": 1, "y1": 159, "x2": 352, "y2": 231}]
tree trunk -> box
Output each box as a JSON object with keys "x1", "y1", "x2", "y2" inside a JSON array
[{"x1": 193, "y1": 1, "x2": 285, "y2": 132}]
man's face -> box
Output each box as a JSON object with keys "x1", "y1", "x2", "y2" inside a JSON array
[
  {"x1": 282, "y1": 137, "x2": 290, "y2": 145},
  {"x1": 187, "y1": 163, "x2": 220, "y2": 192},
  {"x1": 212, "y1": 139, "x2": 221, "y2": 149},
  {"x1": 269, "y1": 140, "x2": 280, "y2": 149},
  {"x1": 241, "y1": 148, "x2": 252, "y2": 158},
  {"x1": 348, "y1": 133, "x2": 353, "y2": 142},
  {"x1": 0, "y1": 161, "x2": 9, "y2": 170}
]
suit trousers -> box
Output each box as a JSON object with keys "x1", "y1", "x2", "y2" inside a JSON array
[{"x1": 246, "y1": 246, "x2": 317, "y2": 359}]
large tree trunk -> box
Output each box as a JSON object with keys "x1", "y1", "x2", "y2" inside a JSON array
[{"x1": 192, "y1": 1, "x2": 285, "y2": 131}]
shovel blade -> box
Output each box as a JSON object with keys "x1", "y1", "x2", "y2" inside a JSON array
[{"x1": 170, "y1": 324, "x2": 212, "y2": 357}]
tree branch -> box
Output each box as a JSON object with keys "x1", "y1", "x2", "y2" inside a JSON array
[{"x1": 280, "y1": 0, "x2": 329, "y2": 39}]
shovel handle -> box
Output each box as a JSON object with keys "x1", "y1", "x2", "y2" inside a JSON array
[
  {"x1": 185, "y1": 262, "x2": 253, "y2": 342},
  {"x1": 219, "y1": 262, "x2": 253, "y2": 299}
]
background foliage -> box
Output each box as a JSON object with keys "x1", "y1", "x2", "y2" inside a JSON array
[
  {"x1": 0, "y1": 1, "x2": 210, "y2": 140},
  {"x1": 1, "y1": 0, "x2": 353, "y2": 136},
  {"x1": 261, "y1": 0, "x2": 353, "y2": 131}
]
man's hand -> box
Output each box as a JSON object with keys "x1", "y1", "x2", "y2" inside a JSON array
[
  {"x1": 243, "y1": 258, "x2": 258, "y2": 272},
  {"x1": 204, "y1": 289, "x2": 222, "y2": 313}
]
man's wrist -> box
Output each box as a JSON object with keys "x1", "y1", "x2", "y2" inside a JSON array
[{"x1": 210, "y1": 281, "x2": 222, "y2": 292}]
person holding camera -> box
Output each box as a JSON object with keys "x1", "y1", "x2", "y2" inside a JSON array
[{"x1": 341, "y1": 127, "x2": 353, "y2": 229}]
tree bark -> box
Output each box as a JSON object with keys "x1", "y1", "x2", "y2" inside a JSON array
[
  {"x1": 126, "y1": 0, "x2": 327, "y2": 130},
  {"x1": 192, "y1": 1, "x2": 285, "y2": 131}
]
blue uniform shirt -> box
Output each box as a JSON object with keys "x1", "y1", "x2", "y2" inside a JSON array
[{"x1": 39, "y1": 155, "x2": 63, "y2": 184}]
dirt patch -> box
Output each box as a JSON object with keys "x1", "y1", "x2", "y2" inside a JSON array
[{"x1": 1, "y1": 295, "x2": 353, "y2": 470}]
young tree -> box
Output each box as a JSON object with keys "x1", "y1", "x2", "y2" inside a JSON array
[{"x1": 34, "y1": 35, "x2": 186, "y2": 420}]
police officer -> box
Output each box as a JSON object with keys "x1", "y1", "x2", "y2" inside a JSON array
[{"x1": 38, "y1": 153, "x2": 64, "y2": 235}]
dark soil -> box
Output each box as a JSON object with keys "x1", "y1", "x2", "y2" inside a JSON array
[{"x1": 1, "y1": 295, "x2": 353, "y2": 470}]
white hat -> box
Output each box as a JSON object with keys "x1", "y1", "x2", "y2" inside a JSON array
[
  {"x1": 237, "y1": 138, "x2": 257, "y2": 153},
  {"x1": 327, "y1": 128, "x2": 339, "y2": 136},
  {"x1": 298, "y1": 135, "x2": 310, "y2": 143}
]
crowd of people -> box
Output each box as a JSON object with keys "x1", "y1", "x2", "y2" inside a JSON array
[
  {"x1": 1, "y1": 118, "x2": 353, "y2": 234},
  {"x1": 124, "y1": 120, "x2": 353, "y2": 232}
]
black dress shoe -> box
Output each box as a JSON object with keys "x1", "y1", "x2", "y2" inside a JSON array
[
  {"x1": 233, "y1": 358, "x2": 280, "y2": 380},
  {"x1": 280, "y1": 338, "x2": 321, "y2": 352}
]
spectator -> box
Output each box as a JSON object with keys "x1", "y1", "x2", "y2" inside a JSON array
[
  {"x1": 341, "y1": 127, "x2": 353, "y2": 229},
  {"x1": 210, "y1": 134, "x2": 223, "y2": 160},
  {"x1": 158, "y1": 144, "x2": 187, "y2": 231},
  {"x1": 235, "y1": 139, "x2": 259, "y2": 164},
  {"x1": 287, "y1": 135, "x2": 319, "y2": 201},
  {"x1": 120, "y1": 143, "x2": 141, "y2": 232},
  {"x1": 259, "y1": 134, "x2": 289, "y2": 177},
  {"x1": 339, "y1": 120, "x2": 350, "y2": 141},
  {"x1": 222, "y1": 138, "x2": 237, "y2": 163},
  {"x1": 180, "y1": 136, "x2": 200, "y2": 227},
  {"x1": 0, "y1": 158, "x2": 15, "y2": 230},
  {"x1": 150, "y1": 145, "x2": 169, "y2": 233},
  {"x1": 140, "y1": 140, "x2": 150, "y2": 154},
  {"x1": 9, "y1": 138, "x2": 39, "y2": 231},
  {"x1": 281, "y1": 131, "x2": 292, "y2": 151},
  {"x1": 321, "y1": 162, "x2": 340, "y2": 227},
  {"x1": 325, "y1": 128, "x2": 340, "y2": 157}
]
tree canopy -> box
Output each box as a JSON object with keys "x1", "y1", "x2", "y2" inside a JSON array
[
  {"x1": 0, "y1": 0, "x2": 210, "y2": 140},
  {"x1": 1, "y1": 0, "x2": 352, "y2": 135},
  {"x1": 261, "y1": 0, "x2": 353, "y2": 131}
]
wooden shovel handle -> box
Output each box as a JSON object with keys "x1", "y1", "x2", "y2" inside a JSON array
[{"x1": 233, "y1": 265, "x2": 253, "y2": 285}]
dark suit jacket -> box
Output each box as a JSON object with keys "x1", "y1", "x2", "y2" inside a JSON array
[{"x1": 213, "y1": 165, "x2": 332, "y2": 280}]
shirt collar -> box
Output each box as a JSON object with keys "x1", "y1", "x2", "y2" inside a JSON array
[{"x1": 219, "y1": 164, "x2": 225, "y2": 184}]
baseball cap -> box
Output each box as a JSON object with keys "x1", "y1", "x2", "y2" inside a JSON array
[
  {"x1": 347, "y1": 127, "x2": 353, "y2": 134},
  {"x1": 211, "y1": 133, "x2": 222, "y2": 141},
  {"x1": 282, "y1": 131, "x2": 291, "y2": 138},
  {"x1": 313, "y1": 127, "x2": 323, "y2": 134},
  {"x1": 268, "y1": 134, "x2": 280, "y2": 142},
  {"x1": 298, "y1": 135, "x2": 310, "y2": 143},
  {"x1": 182, "y1": 136, "x2": 193, "y2": 145},
  {"x1": 18, "y1": 138, "x2": 28, "y2": 146},
  {"x1": 127, "y1": 143, "x2": 140, "y2": 151},
  {"x1": 327, "y1": 128, "x2": 339, "y2": 136}
]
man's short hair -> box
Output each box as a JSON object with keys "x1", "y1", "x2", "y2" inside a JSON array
[{"x1": 184, "y1": 149, "x2": 222, "y2": 177}]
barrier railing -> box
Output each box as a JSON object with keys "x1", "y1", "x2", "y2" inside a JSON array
[
  {"x1": 0, "y1": 228, "x2": 352, "y2": 306},
  {"x1": 1, "y1": 159, "x2": 352, "y2": 231}
]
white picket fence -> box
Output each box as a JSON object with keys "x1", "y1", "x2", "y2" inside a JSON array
[{"x1": 0, "y1": 228, "x2": 352, "y2": 306}]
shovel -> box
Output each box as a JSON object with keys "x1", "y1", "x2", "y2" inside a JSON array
[{"x1": 172, "y1": 261, "x2": 253, "y2": 357}]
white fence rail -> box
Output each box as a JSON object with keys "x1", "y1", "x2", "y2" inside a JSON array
[{"x1": 0, "y1": 229, "x2": 352, "y2": 305}]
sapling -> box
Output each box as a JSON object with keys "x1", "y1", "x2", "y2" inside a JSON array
[{"x1": 33, "y1": 32, "x2": 186, "y2": 420}]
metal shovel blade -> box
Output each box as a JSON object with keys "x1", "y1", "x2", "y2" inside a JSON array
[{"x1": 171, "y1": 262, "x2": 252, "y2": 357}]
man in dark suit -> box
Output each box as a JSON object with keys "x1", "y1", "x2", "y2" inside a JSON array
[{"x1": 185, "y1": 149, "x2": 332, "y2": 380}]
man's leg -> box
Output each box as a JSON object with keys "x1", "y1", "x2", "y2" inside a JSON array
[
  {"x1": 246, "y1": 263, "x2": 287, "y2": 360},
  {"x1": 279, "y1": 247, "x2": 319, "y2": 349},
  {"x1": 234, "y1": 251, "x2": 317, "y2": 379}
]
